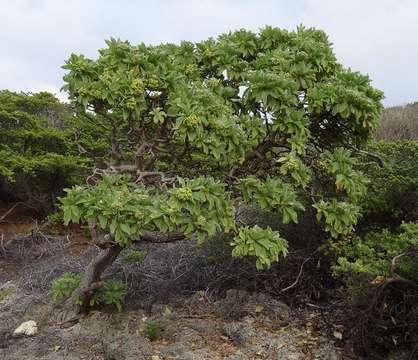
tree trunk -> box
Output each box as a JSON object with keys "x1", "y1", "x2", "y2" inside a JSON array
[
  {"x1": 75, "y1": 244, "x2": 123, "y2": 313},
  {"x1": 60, "y1": 229, "x2": 185, "y2": 320}
]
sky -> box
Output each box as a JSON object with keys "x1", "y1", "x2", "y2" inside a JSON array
[{"x1": 0, "y1": 0, "x2": 417, "y2": 107}]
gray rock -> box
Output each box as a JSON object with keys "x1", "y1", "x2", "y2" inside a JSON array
[
  {"x1": 222, "y1": 322, "x2": 255, "y2": 345},
  {"x1": 214, "y1": 289, "x2": 290, "y2": 322},
  {"x1": 181, "y1": 350, "x2": 209, "y2": 360},
  {"x1": 224, "y1": 352, "x2": 248, "y2": 360},
  {"x1": 101, "y1": 336, "x2": 152, "y2": 360},
  {"x1": 159, "y1": 343, "x2": 188, "y2": 358}
]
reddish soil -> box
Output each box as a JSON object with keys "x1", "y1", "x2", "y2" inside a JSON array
[
  {"x1": 0, "y1": 201, "x2": 90, "y2": 259},
  {"x1": 0, "y1": 202, "x2": 39, "y2": 241}
]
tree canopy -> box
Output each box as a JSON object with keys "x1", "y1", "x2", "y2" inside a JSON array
[
  {"x1": 59, "y1": 26, "x2": 384, "y2": 310},
  {"x1": 0, "y1": 90, "x2": 90, "y2": 211}
]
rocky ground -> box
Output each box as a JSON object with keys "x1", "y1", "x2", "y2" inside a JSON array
[
  {"x1": 0, "y1": 214, "x2": 344, "y2": 360},
  {"x1": 0, "y1": 284, "x2": 342, "y2": 360}
]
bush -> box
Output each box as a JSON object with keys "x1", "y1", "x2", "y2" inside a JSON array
[
  {"x1": 50, "y1": 272, "x2": 126, "y2": 311},
  {"x1": 122, "y1": 249, "x2": 147, "y2": 264},
  {"x1": 59, "y1": 25, "x2": 384, "y2": 311},
  {"x1": 335, "y1": 140, "x2": 418, "y2": 357},
  {"x1": 334, "y1": 222, "x2": 418, "y2": 285},
  {"x1": 89, "y1": 279, "x2": 126, "y2": 311},
  {"x1": 51, "y1": 272, "x2": 82, "y2": 302},
  {"x1": 360, "y1": 141, "x2": 418, "y2": 228},
  {"x1": 144, "y1": 320, "x2": 163, "y2": 341}
]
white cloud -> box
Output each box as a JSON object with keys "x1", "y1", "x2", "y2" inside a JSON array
[
  {"x1": 0, "y1": 0, "x2": 416, "y2": 106},
  {"x1": 300, "y1": 0, "x2": 418, "y2": 105}
]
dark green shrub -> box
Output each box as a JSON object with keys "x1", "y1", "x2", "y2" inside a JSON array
[
  {"x1": 334, "y1": 222, "x2": 418, "y2": 285},
  {"x1": 90, "y1": 279, "x2": 126, "y2": 311},
  {"x1": 51, "y1": 272, "x2": 82, "y2": 302},
  {"x1": 360, "y1": 141, "x2": 418, "y2": 228},
  {"x1": 51, "y1": 273, "x2": 126, "y2": 311}
]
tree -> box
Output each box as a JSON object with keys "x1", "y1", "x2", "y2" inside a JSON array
[
  {"x1": 60, "y1": 26, "x2": 384, "y2": 312},
  {"x1": 0, "y1": 91, "x2": 89, "y2": 213}
]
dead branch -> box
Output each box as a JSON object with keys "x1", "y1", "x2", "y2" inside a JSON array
[
  {"x1": 0, "y1": 202, "x2": 30, "y2": 223},
  {"x1": 279, "y1": 248, "x2": 320, "y2": 293}
]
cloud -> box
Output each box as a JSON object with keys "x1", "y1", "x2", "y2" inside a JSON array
[
  {"x1": 0, "y1": 0, "x2": 416, "y2": 106},
  {"x1": 300, "y1": 0, "x2": 418, "y2": 105}
]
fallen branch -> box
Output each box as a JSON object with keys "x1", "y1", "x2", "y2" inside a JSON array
[
  {"x1": 0, "y1": 203, "x2": 24, "y2": 223},
  {"x1": 279, "y1": 248, "x2": 320, "y2": 293}
]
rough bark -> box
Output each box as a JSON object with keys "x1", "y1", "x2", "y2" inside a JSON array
[
  {"x1": 75, "y1": 244, "x2": 123, "y2": 313},
  {"x1": 140, "y1": 230, "x2": 185, "y2": 243},
  {"x1": 68, "y1": 228, "x2": 185, "y2": 315}
]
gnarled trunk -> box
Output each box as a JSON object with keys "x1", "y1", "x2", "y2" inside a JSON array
[
  {"x1": 71, "y1": 229, "x2": 185, "y2": 315},
  {"x1": 75, "y1": 244, "x2": 123, "y2": 313}
]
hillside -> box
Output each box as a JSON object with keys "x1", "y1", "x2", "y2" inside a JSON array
[{"x1": 376, "y1": 102, "x2": 418, "y2": 140}]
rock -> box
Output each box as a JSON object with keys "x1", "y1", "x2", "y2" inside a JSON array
[
  {"x1": 181, "y1": 351, "x2": 208, "y2": 360},
  {"x1": 13, "y1": 320, "x2": 38, "y2": 336},
  {"x1": 222, "y1": 322, "x2": 255, "y2": 345},
  {"x1": 225, "y1": 351, "x2": 248, "y2": 360},
  {"x1": 159, "y1": 343, "x2": 188, "y2": 358},
  {"x1": 184, "y1": 318, "x2": 219, "y2": 335},
  {"x1": 214, "y1": 289, "x2": 290, "y2": 322},
  {"x1": 252, "y1": 292, "x2": 291, "y2": 322}
]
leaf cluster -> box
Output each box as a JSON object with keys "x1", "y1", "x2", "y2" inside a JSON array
[
  {"x1": 50, "y1": 272, "x2": 126, "y2": 311},
  {"x1": 334, "y1": 222, "x2": 418, "y2": 282},
  {"x1": 231, "y1": 225, "x2": 288, "y2": 269}
]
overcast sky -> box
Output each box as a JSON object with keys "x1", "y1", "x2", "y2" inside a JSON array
[{"x1": 1, "y1": 0, "x2": 417, "y2": 107}]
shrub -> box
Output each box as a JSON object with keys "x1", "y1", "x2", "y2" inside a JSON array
[
  {"x1": 51, "y1": 272, "x2": 82, "y2": 302},
  {"x1": 51, "y1": 272, "x2": 126, "y2": 311},
  {"x1": 375, "y1": 102, "x2": 418, "y2": 140},
  {"x1": 334, "y1": 222, "x2": 418, "y2": 285},
  {"x1": 122, "y1": 249, "x2": 147, "y2": 264},
  {"x1": 144, "y1": 320, "x2": 163, "y2": 341},
  {"x1": 360, "y1": 141, "x2": 418, "y2": 228},
  {"x1": 89, "y1": 279, "x2": 126, "y2": 311}
]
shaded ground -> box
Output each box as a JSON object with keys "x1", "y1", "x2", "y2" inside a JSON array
[
  {"x1": 0, "y1": 283, "x2": 342, "y2": 360},
  {"x1": 0, "y1": 201, "x2": 362, "y2": 359},
  {"x1": 0, "y1": 219, "x2": 346, "y2": 360}
]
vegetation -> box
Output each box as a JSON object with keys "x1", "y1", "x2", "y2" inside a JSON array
[
  {"x1": 144, "y1": 320, "x2": 163, "y2": 341},
  {"x1": 56, "y1": 26, "x2": 384, "y2": 312},
  {"x1": 51, "y1": 272, "x2": 126, "y2": 311},
  {"x1": 122, "y1": 249, "x2": 147, "y2": 264},
  {"x1": 1, "y1": 24, "x2": 417, "y2": 358},
  {"x1": 375, "y1": 101, "x2": 418, "y2": 140},
  {"x1": 0, "y1": 91, "x2": 90, "y2": 212},
  {"x1": 51, "y1": 272, "x2": 82, "y2": 302}
]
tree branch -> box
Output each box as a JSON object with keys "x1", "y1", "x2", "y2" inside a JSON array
[{"x1": 348, "y1": 145, "x2": 384, "y2": 167}]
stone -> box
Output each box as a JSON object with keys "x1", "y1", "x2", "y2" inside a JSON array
[
  {"x1": 225, "y1": 351, "x2": 248, "y2": 360},
  {"x1": 214, "y1": 289, "x2": 290, "y2": 322},
  {"x1": 13, "y1": 320, "x2": 38, "y2": 336},
  {"x1": 222, "y1": 322, "x2": 255, "y2": 345}
]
